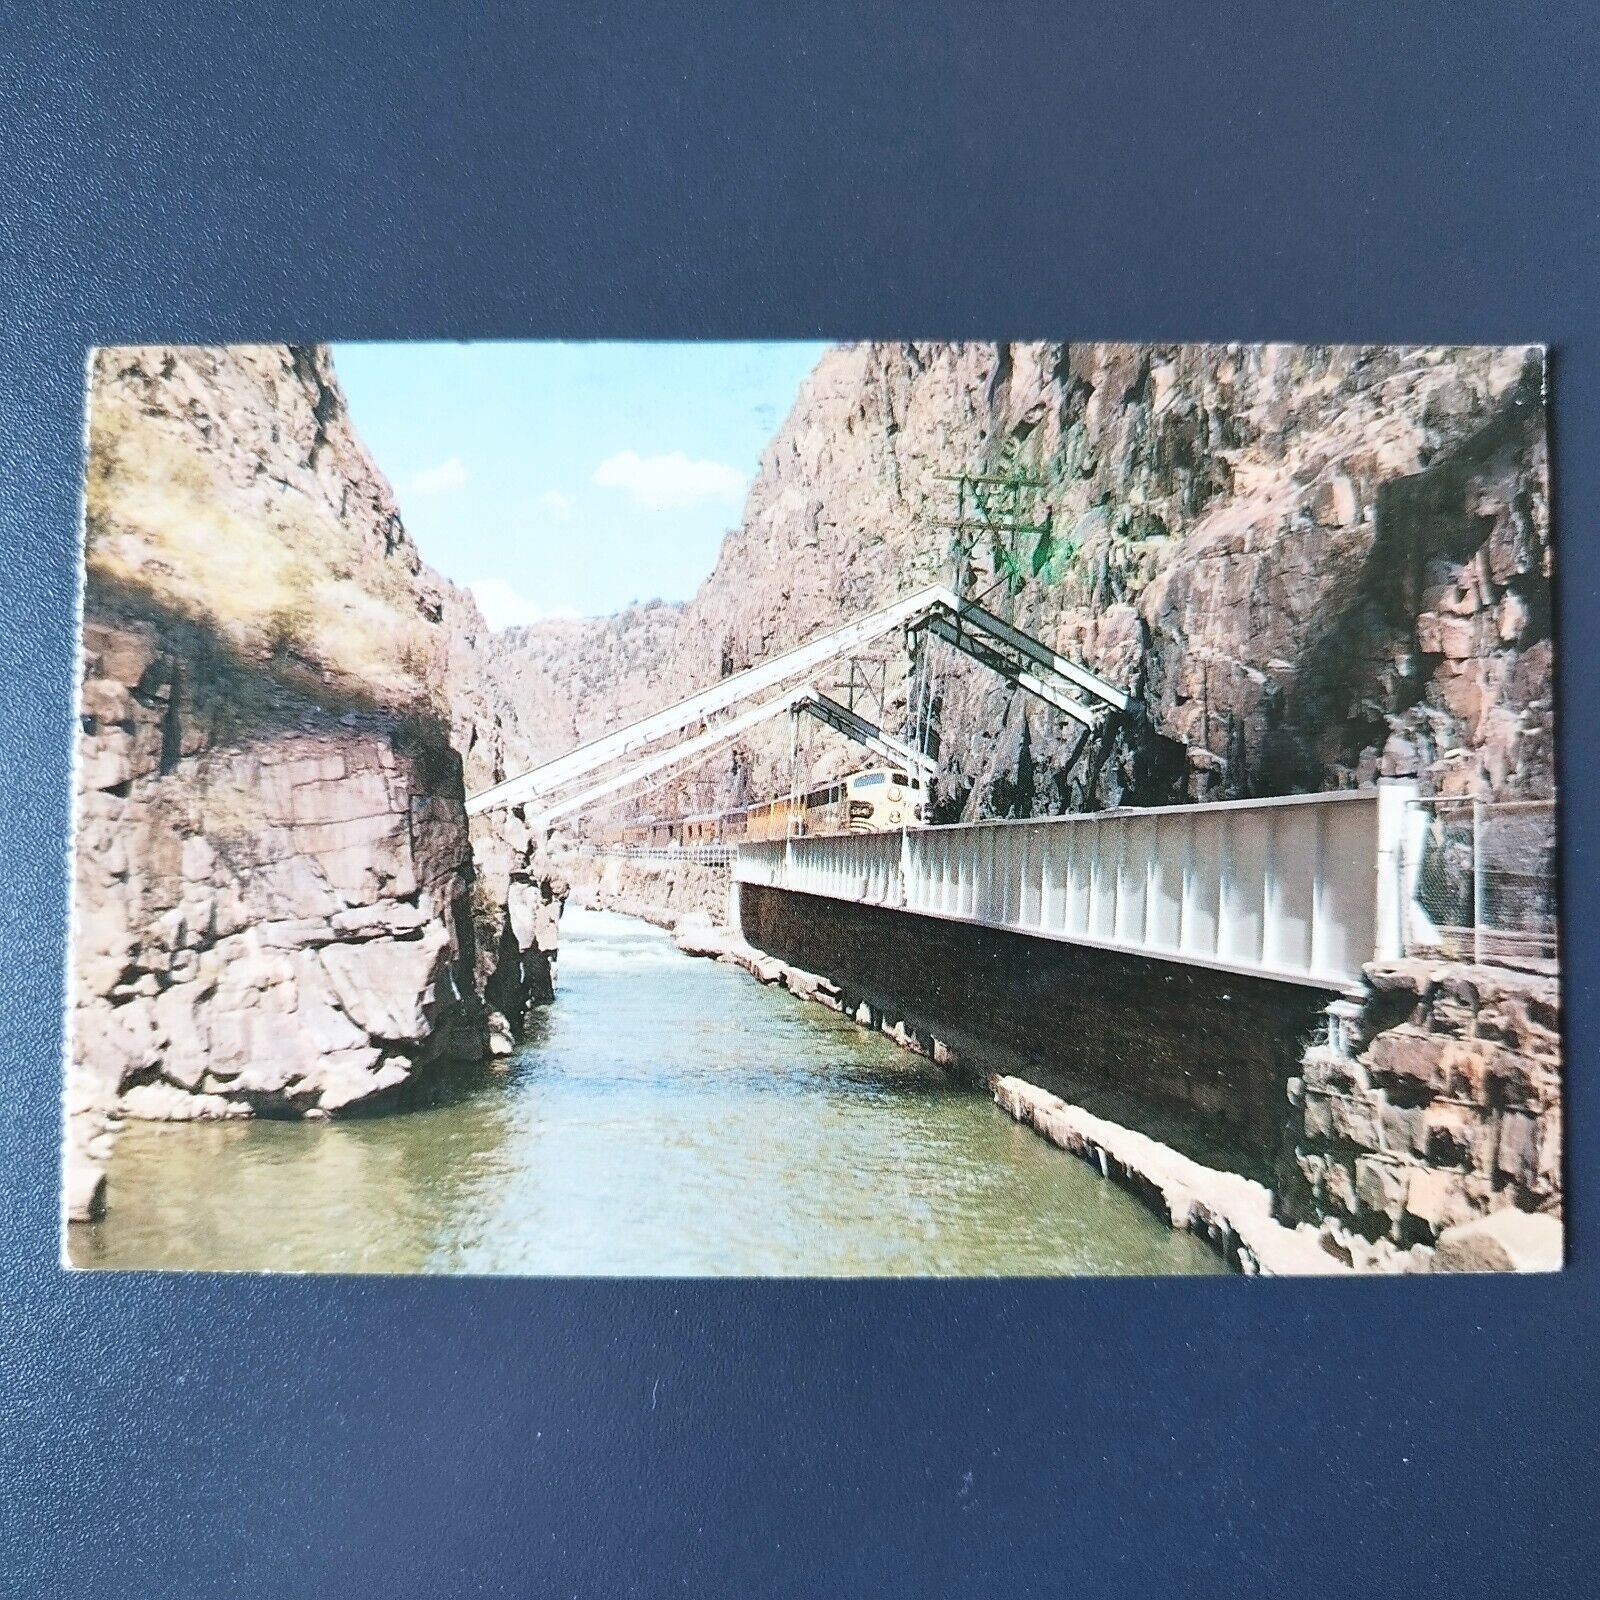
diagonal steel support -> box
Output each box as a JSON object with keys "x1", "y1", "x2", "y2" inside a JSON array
[
  {"x1": 468, "y1": 584, "x2": 958, "y2": 815},
  {"x1": 530, "y1": 686, "x2": 935, "y2": 828},
  {"x1": 470, "y1": 581, "x2": 1133, "y2": 816},
  {"x1": 921, "y1": 615, "x2": 1101, "y2": 728},
  {"x1": 944, "y1": 595, "x2": 1130, "y2": 713},
  {"x1": 803, "y1": 691, "x2": 937, "y2": 777},
  {"x1": 530, "y1": 684, "x2": 817, "y2": 826}
]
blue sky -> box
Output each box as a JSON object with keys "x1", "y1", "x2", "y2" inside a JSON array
[{"x1": 330, "y1": 341, "x2": 831, "y2": 626}]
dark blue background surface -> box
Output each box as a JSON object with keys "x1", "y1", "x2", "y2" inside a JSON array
[{"x1": 3, "y1": 5, "x2": 1596, "y2": 1593}]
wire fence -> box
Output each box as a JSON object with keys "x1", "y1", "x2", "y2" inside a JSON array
[{"x1": 1404, "y1": 797, "x2": 1558, "y2": 967}]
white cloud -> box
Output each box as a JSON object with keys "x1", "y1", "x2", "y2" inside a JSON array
[
  {"x1": 469, "y1": 578, "x2": 572, "y2": 631},
  {"x1": 591, "y1": 449, "x2": 747, "y2": 510},
  {"x1": 409, "y1": 457, "x2": 470, "y2": 495},
  {"x1": 537, "y1": 489, "x2": 575, "y2": 515}
]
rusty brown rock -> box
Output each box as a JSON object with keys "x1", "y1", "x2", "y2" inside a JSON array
[
  {"x1": 1366, "y1": 1026, "x2": 1448, "y2": 1091},
  {"x1": 1354, "y1": 1155, "x2": 1410, "y2": 1228}
]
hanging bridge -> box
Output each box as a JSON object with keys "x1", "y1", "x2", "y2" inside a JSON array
[
  {"x1": 468, "y1": 583, "x2": 1419, "y2": 998},
  {"x1": 464, "y1": 583, "x2": 1127, "y2": 820},
  {"x1": 733, "y1": 786, "x2": 1418, "y2": 994}
]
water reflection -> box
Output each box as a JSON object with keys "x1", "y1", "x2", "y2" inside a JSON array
[{"x1": 73, "y1": 907, "x2": 1225, "y2": 1277}]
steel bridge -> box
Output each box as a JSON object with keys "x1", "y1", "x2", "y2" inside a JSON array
[
  {"x1": 468, "y1": 581, "x2": 1419, "y2": 997},
  {"x1": 733, "y1": 786, "x2": 1420, "y2": 993},
  {"x1": 465, "y1": 584, "x2": 1127, "y2": 822}
]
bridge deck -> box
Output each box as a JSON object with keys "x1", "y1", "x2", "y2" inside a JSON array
[{"x1": 734, "y1": 785, "x2": 1416, "y2": 992}]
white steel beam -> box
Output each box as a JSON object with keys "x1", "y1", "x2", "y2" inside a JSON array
[
  {"x1": 470, "y1": 580, "x2": 1136, "y2": 815},
  {"x1": 531, "y1": 685, "x2": 935, "y2": 828},
  {"x1": 735, "y1": 785, "x2": 1416, "y2": 992},
  {"x1": 531, "y1": 684, "x2": 816, "y2": 826},
  {"x1": 923, "y1": 616, "x2": 1099, "y2": 727},
  {"x1": 468, "y1": 584, "x2": 960, "y2": 815},
  {"x1": 803, "y1": 691, "x2": 937, "y2": 777},
  {"x1": 946, "y1": 596, "x2": 1131, "y2": 712}
]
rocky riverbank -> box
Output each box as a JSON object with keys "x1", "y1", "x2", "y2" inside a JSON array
[
  {"x1": 68, "y1": 346, "x2": 564, "y2": 1224},
  {"x1": 560, "y1": 852, "x2": 731, "y2": 930}
]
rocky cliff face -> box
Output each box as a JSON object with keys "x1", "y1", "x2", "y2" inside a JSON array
[
  {"x1": 485, "y1": 601, "x2": 686, "y2": 763},
  {"x1": 496, "y1": 343, "x2": 1550, "y2": 824},
  {"x1": 68, "y1": 346, "x2": 562, "y2": 1221}
]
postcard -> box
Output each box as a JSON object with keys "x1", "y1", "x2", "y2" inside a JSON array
[{"x1": 64, "y1": 341, "x2": 1559, "y2": 1276}]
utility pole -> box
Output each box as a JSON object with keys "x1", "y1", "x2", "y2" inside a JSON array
[{"x1": 930, "y1": 469, "x2": 1054, "y2": 600}]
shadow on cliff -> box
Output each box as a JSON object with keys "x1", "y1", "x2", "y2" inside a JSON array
[
  {"x1": 75, "y1": 573, "x2": 517, "y2": 1122},
  {"x1": 1248, "y1": 354, "x2": 1548, "y2": 796},
  {"x1": 81, "y1": 572, "x2": 463, "y2": 790}
]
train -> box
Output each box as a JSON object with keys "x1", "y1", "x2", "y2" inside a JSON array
[{"x1": 600, "y1": 765, "x2": 928, "y2": 850}]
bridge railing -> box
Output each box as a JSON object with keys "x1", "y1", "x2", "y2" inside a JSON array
[
  {"x1": 1401, "y1": 796, "x2": 1558, "y2": 967},
  {"x1": 735, "y1": 785, "x2": 1418, "y2": 991},
  {"x1": 575, "y1": 843, "x2": 736, "y2": 866}
]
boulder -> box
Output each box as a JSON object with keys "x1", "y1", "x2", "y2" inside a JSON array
[
  {"x1": 1432, "y1": 1210, "x2": 1563, "y2": 1273},
  {"x1": 320, "y1": 924, "x2": 450, "y2": 1043},
  {"x1": 120, "y1": 1083, "x2": 249, "y2": 1121}
]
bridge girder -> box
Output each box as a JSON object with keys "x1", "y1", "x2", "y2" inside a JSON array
[{"x1": 470, "y1": 584, "x2": 1134, "y2": 818}]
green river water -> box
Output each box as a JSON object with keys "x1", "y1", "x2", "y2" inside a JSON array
[{"x1": 71, "y1": 906, "x2": 1225, "y2": 1276}]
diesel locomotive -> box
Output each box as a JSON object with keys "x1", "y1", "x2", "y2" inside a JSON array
[{"x1": 602, "y1": 765, "x2": 928, "y2": 850}]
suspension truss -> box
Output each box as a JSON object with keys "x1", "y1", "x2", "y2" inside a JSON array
[
  {"x1": 528, "y1": 686, "x2": 934, "y2": 828},
  {"x1": 467, "y1": 583, "x2": 1131, "y2": 821}
]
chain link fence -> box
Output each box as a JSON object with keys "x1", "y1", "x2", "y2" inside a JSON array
[{"x1": 1404, "y1": 797, "x2": 1558, "y2": 967}]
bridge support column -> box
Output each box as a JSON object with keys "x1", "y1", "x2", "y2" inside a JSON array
[{"x1": 1375, "y1": 780, "x2": 1420, "y2": 962}]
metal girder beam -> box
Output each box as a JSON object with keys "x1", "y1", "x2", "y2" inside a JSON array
[
  {"x1": 922, "y1": 615, "x2": 1100, "y2": 728},
  {"x1": 943, "y1": 596, "x2": 1130, "y2": 712},
  {"x1": 470, "y1": 579, "x2": 1134, "y2": 817},
  {"x1": 803, "y1": 691, "x2": 937, "y2": 777},
  {"x1": 531, "y1": 684, "x2": 816, "y2": 826},
  {"x1": 531, "y1": 686, "x2": 934, "y2": 828},
  {"x1": 736, "y1": 785, "x2": 1418, "y2": 992},
  {"x1": 468, "y1": 584, "x2": 961, "y2": 815}
]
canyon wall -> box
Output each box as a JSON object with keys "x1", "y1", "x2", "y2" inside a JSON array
[
  {"x1": 483, "y1": 342, "x2": 1557, "y2": 1260},
  {"x1": 563, "y1": 852, "x2": 731, "y2": 929},
  {"x1": 494, "y1": 343, "x2": 1550, "y2": 824},
  {"x1": 67, "y1": 345, "x2": 560, "y2": 1221}
]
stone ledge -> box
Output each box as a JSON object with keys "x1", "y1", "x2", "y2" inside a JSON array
[{"x1": 992, "y1": 1075, "x2": 1347, "y2": 1276}]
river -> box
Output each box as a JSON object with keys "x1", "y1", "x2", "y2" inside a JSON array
[{"x1": 70, "y1": 906, "x2": 1225, "y2": 1276}]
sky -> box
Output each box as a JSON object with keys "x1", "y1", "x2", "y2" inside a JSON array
[{"x1": 330, "y1": 341, "x2": 831, "y2": 627}]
